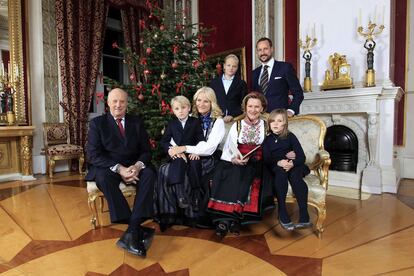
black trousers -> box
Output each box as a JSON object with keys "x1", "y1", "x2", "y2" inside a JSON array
[
  {"x1": 167, "y1": 158, "x2": 202, "y2": 190},
  {"x1": 272, "y1": 165, "x2": 309, "y2": 221},
  {"x1": 95, "y1": 167, "x2": 155, "y2": 228}
]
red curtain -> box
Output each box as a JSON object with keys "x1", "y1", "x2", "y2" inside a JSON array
[{"x1": 56, "y1": 0, "x2": 108, "y2": 149}]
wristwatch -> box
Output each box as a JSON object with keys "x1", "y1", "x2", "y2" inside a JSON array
[
  {"x1": 113, "y1": 163, "x2": 121, "y2": 174},
  {"x1": 135, "y1": 161, "x2": 146, "y2": 170}
]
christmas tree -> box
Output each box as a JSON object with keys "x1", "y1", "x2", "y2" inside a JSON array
[{"x1": 108, "y1": 0, "x2": 215, "y2": 164}]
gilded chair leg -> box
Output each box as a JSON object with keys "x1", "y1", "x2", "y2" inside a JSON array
[
  {"x1": 88, "y1": 196, "x2": 99, "y2": 229},
  {"x1": 45, "y1": 156, "x2": 50, "y2": 175},
  {"x1": 79, "y1": 155, "x2": 84, "y2": 175},
  {"x1": 99, "y1": 196, "x2": 104, "y2": 213},
  {"x1": 315, "y1": 205, "x2": 326, "y2": 239},
  {"x1": 49, "y1": 159, "x2": 56, "y2": 178}
]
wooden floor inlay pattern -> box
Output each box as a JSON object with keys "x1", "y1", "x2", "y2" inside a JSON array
[{"x1": 0, "y1": 173, "x2": 413, "y2": 275}]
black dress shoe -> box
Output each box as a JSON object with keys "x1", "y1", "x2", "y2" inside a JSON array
[
  {"x1": 229, "y1": 221, "x2": 240, "y2": 236},
  {"x1": 116, "y1": 231, "x2": 146, "y2": 257},
  {"x1": 215, "y1": 222, "x2": 228, "y2": 238},
  {"x1": 141, "y1": 226, "x2": 155, "y2": 250},
  {"x1": 196, "y1": 217, "x2": 214, "y2": 229},
  {"x1": 178, "y1": 197, "x2": 189, "y2": 208}
]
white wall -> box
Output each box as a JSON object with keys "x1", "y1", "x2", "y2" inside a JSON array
[
  {"x1": 399, "y1": 0, "x2": 414, "y2": 179},
  {"x1": 299, "y1": 0, "x2": 392, "y2": 88}
]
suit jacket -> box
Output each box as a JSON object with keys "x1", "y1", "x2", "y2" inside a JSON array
[
  {"x1": 161, "y1": 116, "x2": 204, "y2": 154},
  {"x1": 252, "y1": 60, "x2": 304, "y2": 114},
  {"x1": 85, "y1": 113, "x2": 152, "y2": 180},
  {"x1": 210, "y1": 74, "x2": 247, "y2": 117}
]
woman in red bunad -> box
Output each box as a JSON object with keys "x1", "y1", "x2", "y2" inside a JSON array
[{"x1": 207, "y1": 92, "x2": 269, "y2": 238}]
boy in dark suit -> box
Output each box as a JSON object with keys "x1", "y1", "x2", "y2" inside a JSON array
[
  {"x1": 161, "y1": 95, "x2": 204, "y2": 209},
  {"x1": 210, "y1": 54, "x2": 247, "y2": 123}
]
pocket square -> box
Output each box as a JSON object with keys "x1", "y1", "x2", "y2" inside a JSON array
[{"x1": 274, "y1": 76, "x2": 282, "y2": 80}]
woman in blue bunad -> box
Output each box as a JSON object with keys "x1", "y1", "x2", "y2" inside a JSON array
[{"x1": 154, "y1": 86, "x2": 226, "y2": 230}]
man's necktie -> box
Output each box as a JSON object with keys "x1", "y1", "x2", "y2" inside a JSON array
[
  {"x1": 116, "y1": 118, "x2": 125, "y2": 137},
  {"x1": 260, "y1": 65, "x2": 269, "y2": 95}
]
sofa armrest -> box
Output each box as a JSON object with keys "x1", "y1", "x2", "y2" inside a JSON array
[{"x1": 309, "y1": 150, "x2": 331, "y2": 190}]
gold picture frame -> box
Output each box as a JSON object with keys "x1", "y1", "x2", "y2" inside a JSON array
[
  {"x1": 207, "y1": 47, "x2": 247, "y2": 81},
  {"x1": 0, "y1": 0, "x2": 28, "y2": 125}
]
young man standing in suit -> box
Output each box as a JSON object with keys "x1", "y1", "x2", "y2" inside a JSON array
[
  {"x1": 86, "y1": 88, "x2": 155, "y2": 257},
  {"x1": 252, "y1": 37, "x2": 304, "y2": 116},
  {"x1": 210, "y1": 54, "x2": 247, "y2": 123}
]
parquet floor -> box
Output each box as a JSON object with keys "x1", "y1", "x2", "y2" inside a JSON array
[{"x1": 1, "y1": 173, "x2": 414, "y2": 275}]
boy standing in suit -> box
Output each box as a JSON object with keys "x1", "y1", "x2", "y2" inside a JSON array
[
  {"x1": 252, "y1": 37, "x2": 304, "y2": 116},
  {"x1": 161, "y1": 95, "x2": 204, "y2": 209}
]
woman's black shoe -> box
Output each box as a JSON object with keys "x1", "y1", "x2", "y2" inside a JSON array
[
  {"x1": 215, "y1": 222, "x2": 228, "y2": 238},
  {"x1": 229, "y1": 221, "x2": 240, "y2": 236}
]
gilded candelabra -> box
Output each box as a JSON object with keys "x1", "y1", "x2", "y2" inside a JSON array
[
  {"x1": 299, "y1": 35, "x2": 317, "y2": 92},
  {"x1": 357, "y1": 21, "x2": 385, "y2": 87},
  {"x1": 0, "y1": 63, "x2": 19, "y2": 125}
]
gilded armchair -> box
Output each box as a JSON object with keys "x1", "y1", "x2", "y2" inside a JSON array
[
  {"x1": 288, "y1": 115, "x2": 331, "y2": 238},
  {"x1": 87, "y1": 181, "x2": 136, "y2": 229}
]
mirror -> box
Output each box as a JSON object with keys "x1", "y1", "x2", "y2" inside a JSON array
[{"x1": 0, "y1": 0, "x2": 28, "y2": 125}]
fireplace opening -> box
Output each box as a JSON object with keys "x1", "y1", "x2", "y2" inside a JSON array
[{"x1": 324, "y1": 125, "x2": 358, "y2": 172}]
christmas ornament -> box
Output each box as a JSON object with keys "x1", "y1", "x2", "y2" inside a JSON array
[
  {"x1": 138, "y1": 94, "x2": 145, "y2": 101},
  {"x1": 192, "y1": 60, "x2": 200, "y2": 69},
  {"x1": 146, "y1": 47, "x2": 152, "y2": 55}
]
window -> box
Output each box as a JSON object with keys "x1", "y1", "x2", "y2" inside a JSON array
[{"x1": 90, "y1": 7, "x2": 127, "y2": 116}]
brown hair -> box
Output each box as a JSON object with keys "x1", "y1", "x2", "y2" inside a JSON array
[
  {"x1": 256, "y1": 37, "x2": 273, "y2": 48},
  {"x1": 241, "y1": 91, "x2": 267, "y2": 114},
  {"x1": 267, "y1": 108, "x2": 289, "y2": 138}
]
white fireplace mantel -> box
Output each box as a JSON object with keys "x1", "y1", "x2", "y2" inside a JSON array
[{"x1": 300, "y1": 86, "x2": 404, "y2": 195}]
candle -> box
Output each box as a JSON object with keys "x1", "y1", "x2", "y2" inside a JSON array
[
  {"x1": 358, "y1": 8, "x2": 362, "y2": 27},
  {"x1": 382, "y1": 5, "x2": 385, "y2": 25},
  {"x1": 312, "y1": 23, "x2": 315, "y2": 38},
  {"x1": 374, "y1": 6, "x2": 377, "y2": 23}
]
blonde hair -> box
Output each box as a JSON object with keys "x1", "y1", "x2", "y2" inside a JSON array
[
  {"x1": 224, "y1": 54, "x2": 239, "y2": 64},
  {"x1": 267, "y1": 108, "x2": 289, "y2": 138},
  {"x1": 171, "y1": 95, "x2": 191, "y2": 108},
  {"x1": 192, "y1": 86, "x2": 223, "y2": 119},
  {"x1": 241, "y1": 91, "x2": 267, "y2": 114}
]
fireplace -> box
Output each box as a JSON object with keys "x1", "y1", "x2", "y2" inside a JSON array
[
  {"x1": 300, "y1": 86, "x2": 403, "y2": 195},
  {"x1": 324, "y1": 125, "x2": 358, "y2": 172}
]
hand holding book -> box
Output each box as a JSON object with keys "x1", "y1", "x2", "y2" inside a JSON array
[{"x1": 229, "y1": 142, "x2": 261, "y2": 161}]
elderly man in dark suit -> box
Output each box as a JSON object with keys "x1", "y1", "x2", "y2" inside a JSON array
[
  {"x1": 252, "y1": 37, "x2": 304, "y2": 116},
  {"x1": 86, "y1": 88, "x2": 155, "y2": 257}
]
